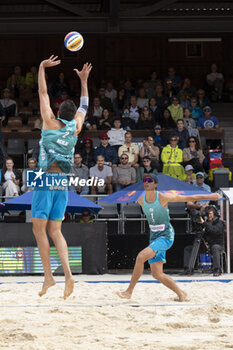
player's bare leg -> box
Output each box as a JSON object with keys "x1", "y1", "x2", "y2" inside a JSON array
[
  {"x1": 151, "y1": 261, "x2": 187, "y2": 302},
  {"x1": 116, "y1": 247, "x2": 155, "y2": 299},
  {"x1": 48, "y1": 220, "x2": 74, "y2": 299},
  {"x1": 32, "y1": 218, "x2": 56, "y2": 296}
]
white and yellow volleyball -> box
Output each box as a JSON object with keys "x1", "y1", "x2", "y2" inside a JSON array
[{"x1": 64, "y1": 31, "x2": 84, "y2": 52}]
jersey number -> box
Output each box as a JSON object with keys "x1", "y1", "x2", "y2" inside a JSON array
[{"x1": 62, "y1": 132, "x2": 69, "y2": 138}]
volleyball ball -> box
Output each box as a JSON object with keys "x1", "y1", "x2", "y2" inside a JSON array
[{"x1": 64, "y1": 31, "x2": 84, "y2": 52}]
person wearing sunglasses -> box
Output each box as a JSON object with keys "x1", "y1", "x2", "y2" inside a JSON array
[
  {"x1": 116, "y1": 173, "x2": 221, "y2": 301},
  {"x1": 136, "y1": 156, "x2": 158, "y2": 182},
  {"x1": 170, "y1": 119, "x2": 189, "y2": 150},
  {"x1": 80, "y1": 210, "x2": 94, "y2": 223},
  {"x1": 112, "y1": 154, "x2": 136, "y2": 191},
  {"x1": 94, "y1": 133, "x2": 118, "y2": 168},
  {"x1": 121, "y1": 107, "x2": 136, "y2": 131},
  {"x1": 183, "y1": 136, "x2": 204, "y2": 173},
  {"x1": 161, "y1": 136, "x2": 184, "y2": 181}
]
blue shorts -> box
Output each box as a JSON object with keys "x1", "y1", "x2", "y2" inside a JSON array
[
  {"x1": 148, "y1": 237, "x2": 174, "y2": 264},
  {"x1": 31, "y1": 189, "x2": 68, "y2": 221}
]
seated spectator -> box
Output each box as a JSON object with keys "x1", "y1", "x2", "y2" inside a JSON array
[
  {"x1": 129, "y1": 95, "x2": 141, "y2": 123},
  {"x1": 52, "y1": 71, "x2": 71, "y2": 97},
  {"x1": 182, "y1": 107, "x2": 198, "y2": 137},
  {"x1": 155, "y1": 84, "x2": 169, "y2": 110},
  {"x1": 80, "y1": 210, "x2": 94, "y2": 223},
  {"x1": 154, "y1": 124, "x2": 167, "y2": 148},
  {"x1": 113, "y1": 88, "x2": 127, "y2": 116},
  {"x1": 142, "y1": 81, "x2": 155, "y2": 100},
  {"x1": 82, "y1": 113, "x2": 98, "y2": 131},
  {"x1": 98, "y1": 87, "x2": 113, "y2": 111},
  {"x1": 80, "y1": 137, "x2": 95, "y2": 168},
  {"x1": 149, "y1": 97, "x2": 162, "y2": 125},
  {"x1": 160, "y1": 108, "x2": 176, "y2": 130},
  {"x1": 197, "y1": 106, "x2": 220, "y2": 131},
  {"x1": 136, "y1": 106, "x2": 154, "y2": 130},
  {"x1": 164, "y1": 79, "x2": 176, "y2": 100},
  {"x1": 94, "y1": 133, "x2": 118, "y2": 167},
  {"x1": 178, "y1": 92, "x2": 190, "y2": 109},
  {"x1": 88, "y1": 96, "x2": 103, "y2": 119},
  {"x1": 139, "y1": 136, "x2": 160, "y2": 171},
  {"x1": 0, "y1": 88, "x2": 18, "y2": 126},
  {"x1": 2, "y1": 157, "x2": 21, "y2": 199},
  {"x1": 148, "y1": 71, "x2": 161, "y2": 90},
  {"x1": 180, "y1": 78, "x2": 197, "y2": 99},
  {"x1": 7, "y1": 65, "x2": 25, "y2": 98},
  {"x1": 137, "y1": 88, "x2": 149, "y2": 109},
  {"x1": 161, "y1": 136, "x2": 184, "y2": 181},
  {"x1": 124, "y1": 79, "x2": 136, "y2": 102},
  {"x1": 69, "y1": 153, "x2": 89, "y2": 195},
  {"x1": 90, "y1": 155, "x2": 113, "y2": 195},
  {"x1": 183, "y1": 136, "x2": 204, "y2": 173},
  {"x1": 164, "y1": 67, "x2": 182, "y2": 94},
  {"x1": 54, "y1": 90, "x2": 69, "y2": 115},
  {"x1": 167, "y1": 96, "x2": 183, "y2": 123},
  {"x1": 112, "y1": 153, "x2": 136, "y2": 191},
  {"x1": 136, "y1": 156, "x2": 158, "y2": 182},
  {"x1": 21, "y1": 157, "x2": 37, "y2": 193},
  {"x1": 118, "y1": 131, "x2": 139, "y2": 170},
  {"x1": 206, "y1": 63, "x2": 224, "y2": 101},
  {"x1": 196, "y1": 89, "x2": 211, "y2": 109},
  {"x1": 107, "y1": 118, "x2": 126, "y2": 149},
  {"x1": 183, "y1": 164, "x2": 196, "y2": 184},
  {"x1": 171, "y1": 119, "x2": 189, "y2": 150},
  {"x1": 25, "y1": 65, "x2": 38, "y2": 90},
  {"x1": 189, "y1": 97, "x2": 203, "y2": 124},
  {"x1": 105, "y1": 82, "x2": 117, "y2": 103},
  {"x1": 121, "y1": 107, "x2": 136, "y2": 130},
  {"x1": 187, "y1": 172, "x2": 211, "y2": 212},
  {"x1": 98, "y1": 108, "x2": 112, "y2": 130}
]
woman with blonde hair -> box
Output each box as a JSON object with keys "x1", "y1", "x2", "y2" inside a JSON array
[{"x1": 137, "y1": 106, "x2": 154, "y2": 129}]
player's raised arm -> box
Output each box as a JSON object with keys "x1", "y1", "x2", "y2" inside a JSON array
[
  {"x1": 162, "y1": 192, "x2": 221, "y2": 205},
  {"x1": 73, "y1": 62, "x2": 92, "y2": 135},
  {"x1": 38, "y1": 55, "x2": 61, "y2": 123}
]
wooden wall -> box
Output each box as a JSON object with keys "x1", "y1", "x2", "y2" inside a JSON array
[{"x1": 0, "y1": 34, "x2": 232, "y2": 89}]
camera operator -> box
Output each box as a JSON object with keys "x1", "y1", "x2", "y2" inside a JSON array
[{"x1": 184, "y1": 206, "x2": 224, "y2": 276}]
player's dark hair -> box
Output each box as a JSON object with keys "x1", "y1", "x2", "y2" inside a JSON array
[{"x1": 59, "y1": 100, "x2": 77, "y2": 121}]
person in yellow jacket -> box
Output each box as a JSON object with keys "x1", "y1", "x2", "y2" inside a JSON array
[
  {"x1": 25, "y1": 65, "x2": 38, "y2": 89},
  {"x1": 167, "y1": 96, "x2": 183, "y2": 123},
  {"x1": 161, "y1": 136, "x2": 185, "y2": 180}
]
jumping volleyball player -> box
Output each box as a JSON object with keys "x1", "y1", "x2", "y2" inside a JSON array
[
  {"x1": 31, "y1": 55, "x2": 92, "y2": 299},
  {"x1": 117, "y1": 173, "x2": 221, "y2": 301}
]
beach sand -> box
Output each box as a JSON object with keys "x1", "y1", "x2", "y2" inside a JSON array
[{"x1": 0, "y1": 274, "x2": 233, "y2": 350}]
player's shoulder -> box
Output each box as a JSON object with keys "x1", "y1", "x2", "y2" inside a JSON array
[{"x1": 137, "y1": 194, "x2": 144, "y2": 206}]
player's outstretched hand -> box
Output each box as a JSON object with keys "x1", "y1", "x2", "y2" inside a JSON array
[
  {"x1": 211, "y1": 193, "x2": 221, "y2": 201},
  {"x1": 41, "y1": 55, "x2": 61, "y2": 68},
  {"x1": 73, "y1": 63, "x2": 93, "y2": 81}
]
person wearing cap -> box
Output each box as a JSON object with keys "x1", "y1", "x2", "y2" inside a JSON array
[
  {"x1": 118, "y1": 131, "x2": 139, "y2": 170},
  {"x1": 107, "y1": 118, "x2": 126, "y2": 149},
  {"x1": 0, "y1": 88, "x2": 18, "y2": 126},
  {"x1": 154, "y1": 124, "x2": 167, "y2": 148},
  {"x1": 80, "y1": 137, "x2": 95, "y2": 168},
  {"x1": 161, "y1": 136, "x2": 185, "y2": 181},
  {"x1": 187, "y1": 172, "x2": 211, "y2": 212},
  {"x1": 116, "y1": 173, "x2": 221, "y2": 301},
  {"x1": 184, "y1": 164, "x2": 196, "y2": 184},
  {"x1": 94, "y1": 132, "x2": 118, "y2": 167},
  {"x1": 197, "y1": 106, "x2": 220, "y2": 130}
]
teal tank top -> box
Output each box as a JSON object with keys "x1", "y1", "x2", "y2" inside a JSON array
[
  {"x1": 142, "y1": 191, "x2": 174, "y2": 242},
  {"x1": 39, "y1": 117, "x2": 77, "y2": 173}
]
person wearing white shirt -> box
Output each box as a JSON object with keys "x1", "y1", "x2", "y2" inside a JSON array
[
  {"x1": 105, "y1": 82, "x2": 117, "y2": 103},
  {"x1": 129, "y1": 96, "x2": 140, "y2": 123},
  {"x1": 107, "y1": 118, "x2": 126, "y2": 149},
  {"x1": 206, "y1": 63, "x2": 224, "y2": 101},
  {"x1": 90, "y1": 155, "x2": 113, "y2": 195}
]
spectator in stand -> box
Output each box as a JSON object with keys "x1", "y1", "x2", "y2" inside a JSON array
[
  {"x1": 54, "y1": 90, "x2": 69, "y2": 115},
  {"x1": 189, "y1": 97, "x2": 203, "y2": 124},
  {"x1": 160, "y1": 108, "x2": 176, "y2": 130},
  {"x1": 164, "y1": 79, "x2": 176, "y2": 100},
  {"x1": 149, "y1": 97, "x2": 162, "y2": 125},
  {"x1": 155, "y1": 84, "x2": 169, "y2": 110},
  {"x1": 0, "y1": 88, "x2": 18, "y2": 126},
  {"x1": 171, "y1": 119, "x2": 189, "y2": 150},
  {"x1": 105, "y1": 82, "x2": 117, "y2": 103},
  {"x1": 112, "y1": 153, "x2": 136, "y2": 191},
  {"x1": 161, "y1": 136, "x2": 184, "y2": 181},
  {"x1": 136, "y1": 156, "x2": 158, "y2": 182},
  {"x1": 94, "y1": 133, "x2": 118, "y2": 167},
  {"x1": 98, "y1": 108, "x2": 112, "y2": 130},
  {"x1": 182, "y1": 107, "x2": 198, "y2": 137},
  {"x1": 7, "y1": 66, "x2": 25, "y2": 98},
  {"x1": 136, "y1": 88, "x2": 149, "y2": 109},
  {"x1": 124, "y1": 79, "x2": 136, "y2": 102},
  {"x1": 154, "y1": 124, "x2": 167, "y2": 148},
  {"x1": 164, "y1": 67, "x2": 182, "y2": 94},
  {"x1": 167, "y1": 96, "x2": 183, "y2": 123},
  {"x1": 82, "y1": 113, "x2": 98, "y2": 131},
  {"x1": 107, "y1": 118, "x2": 126, "y2": 149},
  {"x1": 90, "y1": 155, "x2": 113, "y2": 195},
  {"x1": 0, "y1": 101, "x2": 6, "y2": 128},
  {"x1": 118, "y1": 131, "x2": 139, "y2": 170},
  {"x1": 196, "y1": 89, "x2": 211, "y2": 109},
  {"x1": 180, "y1": 78, "x2": 197, "y2": 100},
  {"x1": 136, "y1": 106, "x2": 154, "y2": 130},
  {"x1": 25, "y1": 65, "x2": 38, "y2": 91},
  {"x1": 197, "y1": 106, "x2": 220, "y2": 131},
  {"x1": 80, "y1": 137, "x2": 95, "y2": 168},
  {"x1": 142, "y1": 81, "x2": 155, "y2": 100},
  {"x1": 139, "y1": 136, "x2": 160, "y2": 171},
  {"x1": 21, "y1": 157, "x2": 38, "y2": 193},
  {"x1": 98, "y1": 87, "x2": 113, "y2": 111},
  {"x1": 148, "y1": 71, "x2": 161, "y2": 90},
  {"x1": 52, "y1": 71, "x2": 71, "y2": 98},
  {"x1": 206, "y1": 63, "x2": 224, "y2": 101},
  {"x1": 121, "y1": 107, "x2": 136, "y2": 130},
  {"x1": 187, "y1": 171, "x2": 211, "y2": 212},
  {"x1": 88, "y1": 96, "x2": 103, "y2": 119},
  {"x1": 80, "y1": 210, "x2": 94, "y2": 223},
  {"x1": 183, "y1": 164, "x2": 196, "y2": 184},
  {"x1": 113, "y1": 88, "x2": 127, "y2": 116},
  {"x1": 129, "y1": 96, "x2": 141, "y2": 123},
  {"x1": 183, "y1": 136, "x2": 204, "y2": 173},
  {"x1": 2, "y1": 157, "x2": 21, "y2": 199},
  {"x1": 69, "y1": 152, "x2": 89, "y2": 195},
  {"x1": 178, "y1": 92, "x2": 190, "y2": 109}
]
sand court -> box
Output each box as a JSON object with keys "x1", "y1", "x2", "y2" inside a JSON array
[{"x1": 0, "y1": 274, "x2": 233, "y2": 350}]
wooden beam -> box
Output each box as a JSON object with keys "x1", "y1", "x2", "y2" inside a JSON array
[
  {"x1": 43, "y1": 0, "x2": 89, "y2": 17},
  {"x1": 122, "y1": 0, "x2": 179, "y2": 16}
]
